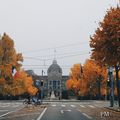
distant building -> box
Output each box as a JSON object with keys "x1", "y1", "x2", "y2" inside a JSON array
[{"x1": 26, "y1": 60, "x2": 69, "y2": 98}]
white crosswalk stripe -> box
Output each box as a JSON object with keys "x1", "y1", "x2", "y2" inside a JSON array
[
  {"x1": 0, "y1": 102, "x2": 22, "y2": 108},
  {"x1": 71, "y1": 105, "x2": 76, "y2": 107},
  {"x1": 51, "y1": 104, "x2": 56, "y2": 107},
  {"x1": 49, "y1": 104, "x2": 97, "y2": 109},
  {"x1": 80, "y1": 105, "x2": 85, "y2": 108},
  {"x1": 88, "y1": 105, "x2": 95, "y2": 108},
  {"x1": 61, "y1": 104, "x2": 65, "y2": 107}
]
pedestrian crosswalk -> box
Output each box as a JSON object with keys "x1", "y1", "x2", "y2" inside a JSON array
[
  {"x1": 0, "y1": 102, "x2": 23, "y2": 108},
  {"x1": 51, "y1": 104, "x2": 101, "y2": 109}
]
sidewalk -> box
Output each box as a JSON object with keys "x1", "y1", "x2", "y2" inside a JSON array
[{"x1": 105, "y1": 102, "x2": 120, "y2": 112}]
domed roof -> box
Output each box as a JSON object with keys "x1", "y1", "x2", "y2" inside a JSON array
[{"x1": 47, "y1": 60, "x2": 62, "y2": 74}]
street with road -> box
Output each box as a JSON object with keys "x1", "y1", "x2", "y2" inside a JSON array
[{"x1": 0, "y1": 100, "x2": 120, "y2": 120}]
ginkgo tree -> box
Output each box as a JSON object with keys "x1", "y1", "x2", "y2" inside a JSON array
[
  {"x1": 0, "y1": 33, "x2": 38, "y2": 96},
  {"x1": 90, "y1": 6, "x2": 120, "y2": 106},
  {"x1": 66, "y1": 60, "x2": 107, "y2": 99},
  {"x1": 81, "y1": 59, "x2": 107, "y2": 98},
  {"x1": 66, "y1": 64, "x2": 82, "y2": 95}
]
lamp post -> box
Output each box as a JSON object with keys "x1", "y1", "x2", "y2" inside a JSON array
[
  {"x1": 41, "y1": 70, "x2": 44, "y2": 103},
  {"x1": 108, "y1": 66, "x2": 114, "y2": 107}
]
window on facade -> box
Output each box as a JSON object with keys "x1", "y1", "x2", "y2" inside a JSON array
[
  {"x1": 58, "y1": 81, "x2": 60, "y2": 85},
  {"x1": 49, "y1": 81, "x2": 52, "y2": 85},
  {"x1": 53, "y1": 81, "x2": 56, "y2": 85}
]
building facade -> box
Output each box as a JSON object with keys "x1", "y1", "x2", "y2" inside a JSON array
[{"x1": 26, "y1": 60, "x2": 69, "y2": 98}]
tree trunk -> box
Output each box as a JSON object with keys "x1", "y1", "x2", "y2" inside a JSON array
[{"x1": 115, "y1": 65, "x2": 120, "y2": 107}]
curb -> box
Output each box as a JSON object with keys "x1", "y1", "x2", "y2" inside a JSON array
[{"x1": 104, "y1": 107, "x2": 120, "y2": 112}]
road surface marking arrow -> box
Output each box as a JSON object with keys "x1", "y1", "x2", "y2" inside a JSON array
[{"x1": 60, "y1": 110, "x2": 71, "y2": 114}]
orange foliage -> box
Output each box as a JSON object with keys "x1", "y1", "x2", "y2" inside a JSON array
[
  {"x1": 81, "y1": 59, "x2": 107, "y2": 96},
  {"x1": 90, "y1": 7, "x2": 120, "y2": 66},
  {"x1": 66, "y1": 60, "x2": 108, "y2": 97},
  {"x1": 0, "y1": 33, "x2": 37, "y2": 96},
  {"x1": 13, "y1": 71, "x2": 38, "y2": 96},
  {"x1": 66, "y1": 64, "x2": 82, "y2": 95}
]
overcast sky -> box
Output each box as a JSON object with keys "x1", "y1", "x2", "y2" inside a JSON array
[{"x1": 0, "y1": 0, "x2": 118, "y2": 75}]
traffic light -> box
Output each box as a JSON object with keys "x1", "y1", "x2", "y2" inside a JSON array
[
  {"x1": 41, "y1": 80, "x2": 44, "y2": 86},
  {"x1": 107, "y1": 79, "x2": 110, "y2": 87}
]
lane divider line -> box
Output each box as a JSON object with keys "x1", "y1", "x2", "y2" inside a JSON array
[
  {"x1": 37, "y1": 107, "x2": 47, "y2": 120},
  {"x1": 82, "y1": 113, "x2": 92, "y2": 119},
  {"x1": 0, "y1": 111, "x2": 15, "y2": 118}
]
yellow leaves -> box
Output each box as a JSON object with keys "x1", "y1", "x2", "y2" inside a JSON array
[
  {"x1": 27, "y1": 86, "x2": 38, "y2": 96},
  {"x1": 2, "y1": 84, "x2": 11, "y2": 95},
  {"x1": 70, "y1": 64, "x2": 82, "y2": 80},
  {"x1": 0, "y1": 77, "x2": 6, "y2": 85},
  {"x1": 66, "y1": 79, "x2": 74, "y2": 90},
  {"x1": 11, "y1": 85, "x2": 25, "y2": 96},
  {"x1": 16, "y1": 53, "x2": 23, "y2": 62},
  {"x1": 66, "y1": 59, "x2": 108, "y2": 96},
  {"x1": 66, "y1": 78, "x2": 81, "y2": 95},
  {"x1": 2, "y1": 33, "x2": 14, "y2": 49},
  {"x1": 90, "y1": 6, "x2": 120, "y2": 66},
  {"x1": 66, "y1": 64, "x2": 84, "y2": 95},
  {"x1": 13, "y1": 71, "x2": 38, "y2": 96},
  {"x1": 0, "y1": 33, "x2": 38, "y2": 96},
  {"x1": 82, "y1": 59, "x2": 107, "y2": 96}
]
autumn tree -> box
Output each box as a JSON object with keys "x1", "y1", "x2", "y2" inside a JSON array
[
  {"x1": 0, "y1": 33, "x2": 38, "y2": 96},
  {"x1": 81, "y1": 59, "x2": 107, "y2": 99},
  {"x1": 13, "y1": 71, "x2": 38, "y2": 96},
  {"x1": 0, "y1": 33, "x2": 23, "y2": 82},
  {"x1": 66, "y1": 64, "x2": 82, "y2": 95},
  {"x1": 90, "y1": 6, "x2": 120, "y2": 106}
]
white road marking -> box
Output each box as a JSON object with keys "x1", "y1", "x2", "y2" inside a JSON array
[
  {"x1": 0, "y1": 110, "x2": 9, "y2": 112},
  {"x1": 77, "y1": 109, "x2": 81, "y2": 112},
  {"x1": 52, "y1": 104, "x2": 56, "y2": 107},
  {"x1": 71, "y1": 105, "x2": 76, "y2": 107},
  {"x1": 37, "y1": 107, "x2": 47, "y2": 120},
  {"x1": 0, "y1": 112, "x2": 40, "y2": 119},
  {"x1": 80, "y1": 105, "x2": 85, "y2": 108},
  {"x1": 94, "y1": 104, "x2": 100, "y2": 107},
  {"x1": 88, "y1": 105, "x2": 95, "y2": 108},
  {"x1": 12, "y1": 105, "x2": 20, "y2": 107},
  {"x1": 61, "y1": 105, "x2": 65, "y2": 107},
  {"x1": 1, "y1": 105, "x2": 9, "y2": 108},
  {"x1": 0, "y1": 111, "x2": 15, "y2": 118},
  {"x1": 60, "y1": 110, "x2": 71, "y2": 114},
  {"x1": 82, "y1": 113, "x2": 92, "y2": 119},
  {"x1": 61, "y1": 110, "x2": 64, "y2": 114}
]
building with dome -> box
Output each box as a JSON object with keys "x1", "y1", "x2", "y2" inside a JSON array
[
  {"x1": 27, "y1": 60, "x2": 69, "y2": 98},
  {"x1": 47, "y1": 60, "x2": 62, "y2": 97}
]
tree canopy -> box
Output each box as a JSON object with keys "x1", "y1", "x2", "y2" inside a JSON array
[
  {"x1": 90, "y1": 7, "x2": 120, "y2": 66},
  {"x1": 0, "y1": 33, "x2": 38, "y2": 96}
]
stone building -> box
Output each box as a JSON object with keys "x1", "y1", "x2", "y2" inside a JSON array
[
  {"x1": 26, "y1": 60, "x2": 69, "y2": 98},
  {"x1": 47, "y1": 60, "x2": 62, "y2": 96}
]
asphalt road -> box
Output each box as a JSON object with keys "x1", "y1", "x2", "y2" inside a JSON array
[
  {"x1": 0, "y1": 100, "x2": 120, "y2": 120},
  {"x1": 0, "y1": 101, "x2": 24, "y2": 118},
  {"x1": 40, "y1": 102, "x2": 92, "y2": 120}
]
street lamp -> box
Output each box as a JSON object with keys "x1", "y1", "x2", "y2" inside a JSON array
[
  {"x1": 108, "y1": 66, "x2": 114, "y2": 107},
  {"x1": 41, "y1": 79, "x2": 44, "y2": 103}
]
